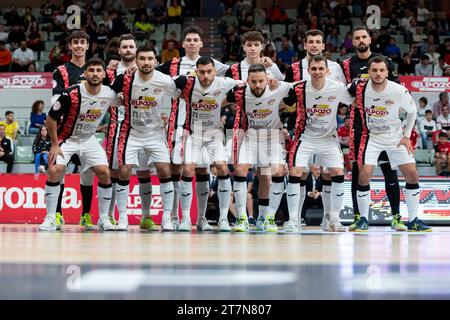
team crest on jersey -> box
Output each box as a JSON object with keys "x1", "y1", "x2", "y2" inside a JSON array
[
  {"x1": 267, "y1": 98, "x2": 276, "y2": 105},
  {"x1": 192, "y1": 99, "x2": 218, "y2": 111},
  {"x1": 306, "y1": 104, "x2": 332, "y2": 117},
  {"x1": 385, "y1": 99, "x2": 394, "y2": 106},
  {"x1": 366, "y1": 106, "x2": 389, "y2": 117},
  {"x1": 248, "y1": 108, "x2": 272, "y2": 118},
  {"x1": 131, "y1": 96, "x2": 158, "y2": 109},
  {"x1": 327, "y1": 96, "x2": 336, "y2": 102},
  {"x1": 80, "y1": 109, "x2": 102, "y2": 122}
]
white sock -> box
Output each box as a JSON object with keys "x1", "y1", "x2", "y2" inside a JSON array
[
  {"x1": 108, "y1": 181, "x2": 117, "y2": 217},
  {"x1": 160, "y1": 179, "x2": 174, "y2": 220},
  {"x1": 97, "y1": 183, "x2": 113, "y2": 219},
  {"x1": 139, "y1": 178, "x2": 152, "y2": 217},
  {"x1": 299, "y1": 181, "x2": 306, "y2": 219},
  {"x1": 322, "y1": 180, "x2": 331, "y2": 215},
  {"x1": 171, "y1": 177, "x2": 180, "y2": 220},
  {"x1": 180, "y1": 177, "x2": 193, "y2": 220},
  {"x1": 405, "y1": 183, "x2": 420, "y2": 221},
  {"x1": 287, "y1": 177, "x2": 301, "y2": 222},
  {"x1": 45, "y1": 182, "x2": 60, "y2": 218},
  {"x1": 233, "y1": 177, "x2": 248, "y2": 219},
  {"x1": 330, "y1": 176, "x2": 345, "y2": 219},
  {"x1": 218, "y1": 175, "x2": 231, "y2": 221},
  {"x1": 196, "y1": 175, "x2": 209, "y2": 220},
  {"x1": 267, "y1": 177, "x2": 285, "y2": 218},
  {"x1": 116, "y1": 180, "x2": 129, "y2": 222},
  {"x1": 356, "y1": 185, "x2": 370, "y2": 219}
]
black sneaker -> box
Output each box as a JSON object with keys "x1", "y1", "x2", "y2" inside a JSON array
[
  {"x1": 407, "y1": 217, "x2": 432, "y2": 232},
  {"x1": 348, "y1": 213, "x2": 361, "y2": 231},
  {"x1": 352, "y1": 216, "x2": 369, "y2": 232}
]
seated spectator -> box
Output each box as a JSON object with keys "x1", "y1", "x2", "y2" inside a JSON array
[
  {"x1": 240, "y1": 13, "x2": 256, "y2": 34},
  {"x1": 220, "y1": 7, "x2": 239, "y2": 29},
  {"x1": 0, "y1": 40, "x2": 12, "y2": 72},
  {"x1": 341, "y1": 32, "x2": 353, "y2": 52},
  {"x1": 263, "y1": 43, "x2": 277, "y2": 63},
  {"x1": 151, "y1": 0, "x2": 167, "y2": 26},
  {"x1": 131, "y1": 1, "x2": 149, "y2": 24},
  {"x1": 443, "y1": 65, "x2": 450, "y2": 76},
  {"x1": 44, "y1": 40, "x2": 70, "y2": 72},
  {"x1": 0, "y1": 24, "x2": 9, "y2": 43},
  {"x1": 437, "y1": 105, "x2": 450, "y2": 136},
  {"x1": 333, "y1": 0, "x2": 351, "y2": 27},
  {"x1": 27, "y1": 21, "x2": 44, "y2": 60},
  {"x1": 161, "y1": 40, "x2": 179, "y2": 62},
  {"x1": 267, "y1": 0, "x2": 288, "y2": 24},
  {"x1": 3, "y1": 5, "x2": 22, "y2": 27},
  {"x1": 11, "y1": 41, "x2": 35, "y2": 72},
  {"x1": 167, "y1": 0, "x2": 183, "y2": 24},
  {"x1": 162, "y1": 31, "x2": 181, "y2": 50},
  {"x1": 433, "y1": 57, "x2": 448, "y2": 76},
  {"x1": 39, "y1": 0, "x2": 59, "y2": 24},
  {"x1": 134, "y1": 14, "x2": 155, "y2": 35},
  {"x1": 384, "y1": 37, "x2": 402, "y2": 64},
  {"x1": 222, "y1": 33, "x2": 241, "y2": 63},
  {"x1": 336, "y1": 104, "x2": 348, "y2": 128},
  {"x1": 416, "y1": 0, "x2": 430, "y2": 27},
  {"x1": 32, "y1": 126, "x2": 51, "y2": 174},
  {"x1": 23, "y1": 6, "x2": 37, "y2": 30},
  {"x1": 398, "y1": 53, "x2": 416, "y2": 75},
  {"x1": 387, "y1": 13, "x2": 400, "y2": 33},
  {"x1": 277, "y1": 37, "x2": 295, "y2": 66},
  {"x1": 326, "y1": 28, "x2": 340, "y2": 52},
  {"x1": 7, "y1": 25, "x2": 27, "y2": 52},
  {"x1": 425, "y1": 44, "x2": 440, "y2": 66},
  {"x1": 53, "y1": 6, "x2": 68, "y2": 32},
  {"x1": 29, "y1": 100, "x2": 47, "y2": 135},
  {"x1": 415, "y1": 55, "x2": 433, "y2": 76},
  {"x1": 417, "y1": 97, "x2": 432, "y2": 123},
  {"x1": 0, "y1": 111, "x2": 19, "y2": 142},
  {"x1": 0, "y1": 124, "x2": 14, "y2": 173},
  {"x1": 419, "y1": 110, "x2": 436, "y2": 149},
  {"x1": 27, "y1": 62, "x2": 37, "y2": 72},
  {"x1": 337, "y1": 117, "x2": 351, "y2": 172},
  {"x1": 433, "y1": 92, "x2": 449, "y2": 119},
  {"x1": 302, "y1": 164, "x2": 323, "y2": 221},
  {"x1": 434, "y1": 131, "x2": 450, "y2": 176},
  {"x1": 323, "y1": 17, "x2": 340, "y2": 40}
]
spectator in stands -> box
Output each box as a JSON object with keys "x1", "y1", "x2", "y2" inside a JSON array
[
  {"x1": 134, "y1": 14, "x2": 154, "y2": 39},
  {"x1": 267, "y1": 0, "x2": 290, "y2": 29},
  {"x1": 0, "y1": 24, "x2": 8, "y2": 43},
  {"x1": 29, "y1": 100, "x2": 47, "y2": 135},
  {"x1": 302, "y1": 164, "x2": 323, "y2": 221},
  {"x1": 100, "y1": 11, "x2": 113, "y2": 33},
  {"x1": 7, "y1": 25, "x2": 27, "y2": 51},
  {"x1": 342, "y1": 32, "x2": 353, "y2": 52},
  {"x1": 146, "y1": 39, "x2": 160, "y2": 57},
  {"x1": 277, "y1": 37, "x2": 296, "y2": 67},
  {"x1": 443, "y1": 66, "x2": 450, "y2": 77},
  {"x1": 416, "y1": 0, "x2": 430, "y2": 27},
  {"x1": 439, "y1": 38, "x2": 450, "y2": 66},
  {"x1": 3, "y1": 5, "x2": 22, "y2": 27},
  {"x1": 398, "y1": 53, "x2": 416, "y2": 75},
  {"x1": 83, "y1": 13, "x2": 98, "y2": 39},
  {"x1": 400, "y1": 9, "x2": 414, "y2": 30},
  {"x1": 384, "y1": 37, "x2": 402, "y2": 64},
  {"x1": 151, "y1": 0, "x2": 167, "y2": 26},
  {"x1": 369, "y1": 31, "x2": 384, "y2": 54},
  {"x1": 53, "y1": 6, "x2": 68, "y2": 31},
  {"x1": 221, "y1": 7, "x2": 239, "y2": 29},
  {"x1": 338, "y1": 117, "x2": 352, "y2": 172},
  {"x1": 162, "y1": 31, "x2": 181, "y2": 50},
  {"x1": 27, "y1": 21, "x2": 44, "y2": 60},
  {"x1": 437, "y1": 105, "x2": 450, "y2": 136},
  {"x1": 433, "y1": 92, "x2": 449, "y2": 118},
  {"x1": 333, "y1": 0, "x2": 351, "y2": 27},
  {"x1": 11, "y1": 41, "x2": 35, "y2": 72},
  {"x1": 0, "y1": 40, "x2": 12, "y2": 72},
  {"x1": 425, "y1": 44, "x2": 440, "y2": 67},
  {"x1": 44, "y1": 39, "x2": 70, "y2": 72},
  {"x1": 424, "y1": 19, "x2": 439, "y2": 45},
  {"x1": 415, "y1": 55, "x2": 433, "y2": 76},
  {"x1": 298, "y1": 1, "x2": 315, "y2": 24},
  {"x1": 131, "y1": 1, "x2": 149, "y2": 24},
  {"x1": 317, "y1": 1, "x2": 334, "y2": 23},
  {"x1": 434, "y1": 131, "x2": 450, "y2": 176},
  {"x1": 263, "y1": 43, "x2": 277, "y2": 63},
  {"x1": 0, "y1": 124, "x2": 14, "y2": 173},
  {"x1": 326, "y1": 28, "x2": 340, "y2": 52},
  {"x1": 104, "y1": 0, "x2": 127, "y2": 14},
  {"x1": 0, "y1": 111, "x2": 19, "y2": 142},
  {"x1": 167, "y1": 0, "x2": 183, "y2": 24},
  {"x1": 387, "y1": 13, "x2": 400, "y2": 33},
  {"x1": 32, "y1": 126, "x2": 51, "y2": 174},
  {"x1": 323, "y1": 17, "x2": 340, "y2": 40},
  {"x1": 39, "y1": 0, "x2": 59, "y2": 24},
  {"x1": 240, "y1": 13, "x2": 256, "y2": 34},
  {"x1": 419, "y1": 109, "x2": 436, "y2": 150},
  {"x1": 222, "y1": 33, "x2": 241, "y2": 63},
  {"x1": 409, "y1": 43, "x2": 422, "y2": 66},
  {"x1": 22, "y1": 6, "x2": 37, "y2": 30},
  {"x1": 161, "y1": 40, "x2": 179, "y2": 62},
  {"x1": 336, "y1": 104, "x2": 348, "y2": 128},
  {"x1": 433, "y1": 57, "x2": 448, "y2": 76},
  {"x1": 417, "y1": 97, "x2": 431, "y2": 122},
  {"x1": 27, "y1": 62, "x2": 36, "y2": 72}
]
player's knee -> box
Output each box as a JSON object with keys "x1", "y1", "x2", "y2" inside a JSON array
[
  {"x1": 216, "y1": 164, "x2": 228, "y2": 176},
  {"x1": 47, "y1": 166, "x2": 62, "y2": 181},
  {"x1": 182, "y1": 165, "x2": 195, "y2": 177}
]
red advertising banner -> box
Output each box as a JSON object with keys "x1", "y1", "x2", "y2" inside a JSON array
[
  {"x1": 0, "y1": 72, "x2": 53, "y2": 89},
  {"x1": 400, "y1": 76, "x2": 450, "y2": 92},
  {"x1": 0, "y1": 174, "x2": 197, "y2": 224}
]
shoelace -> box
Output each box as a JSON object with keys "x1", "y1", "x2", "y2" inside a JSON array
[{"x1": 236, "y1": 218, "x2": 248, "y2": 226}]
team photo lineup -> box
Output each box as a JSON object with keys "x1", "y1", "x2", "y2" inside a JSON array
[{"x1": 36, "y1": 23, "x2": 431, "y2": 234}]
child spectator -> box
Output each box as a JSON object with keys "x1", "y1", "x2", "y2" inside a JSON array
[
  {"x1": 338, "y1": 117, "x2": 352, "y2": 172},
  {"x1": 419, "y1": 110, "x2": 437, "y2": 149},
  {"x1": 32, "y1": 126, "x2": 51, "y2": 174},
  {"x1": 29, "y1": 100, "x2": 46, "y2": 134},
  {"x1": 417, "y1": 97, "x2": 432, "y2": 123},
  {"x1": 434, "y1": 131, "x2": 450, "y2": 176}
]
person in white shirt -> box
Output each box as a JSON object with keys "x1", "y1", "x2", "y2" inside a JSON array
[
  {"x1": 12, "y1": 41, "x2": 35, "y2": 72},
  {"x1": 437, "y1": 105, "x2": 450, "y2": 136},
  {"x1": 419, "y1": 110, "x2": 437, "y2": 149},
  {"x1": 416, "y1": 97, "x2": 432, "y2": 123}
]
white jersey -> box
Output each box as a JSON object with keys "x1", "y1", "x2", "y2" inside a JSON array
[
  {"x1": 229, "y1": 58, "x2": 285, "y2": 82},
  {"x1": 228, "y1": 81, "x2": 292, "y2": 130},
  {"x1": 285, "y1": 79, "x2": 354, "y2": 140},
  {"x1": 49, "y1": 84, "x2": 120, "y2": 142},
  {"x1": 298, "y1": 58, "x2": 347, "y2": 83},
  {"x1": 185, "y1": 77, "x2": 238, "y2": 132}
]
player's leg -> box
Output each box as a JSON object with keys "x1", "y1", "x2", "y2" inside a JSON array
[
  {"x1": 39, "y1": 164, "x2": 66, "y2": 231},
  {"x1": 90, "y1": 164, "x2": 115, "y2": 231},
  {"x1": 137, "y1": 169, "x2": 158, "y2": 231},
  {"x1": 379, "y1": 152, "x2": 401, "y2": 217},
  {"x1": 215, "y1": 161, "x2": 232, "y2": 232},
  {"x1": 154, "y1": 161, "x2": 175, "y2": 231},
  {"x1": 326, "y1": 167, "x2": 346, "y2": 232},
  {"x1": 283, "y1": 166, "x2": 303, "y2": 233},
  {"x1": 178, "y1": 162, "x2": 196, "y2": 232},
  {"x1": 261, "y1": 164, "x2": 284, "y2": 233},
  {"x1": 233, "y1": 163, "x2": 251, "y2": 232},
  {"x1": 79, "y1": 169, "x2": 95, "y2": 230},
  {"x1": 108, "y1": 169, "x2": 119, "y2": 225},
  {"x1": 356, "y1": 164, "x2": 374, "y2": 232}
]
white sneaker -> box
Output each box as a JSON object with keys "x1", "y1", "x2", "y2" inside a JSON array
[
  {"x1": 283, "y1": 220, "x2": 299, "y2": 233},
  {"x1": 177, "y1": 217, "x2": 192, "y2": 232},
  {"x1": 116, "y1": 219, "x2": 128, "y2": 231},
  {"x1": 171, "y1": 216, "x2": 180, "y2": 230},
  {"x1": 321, "y1": 213, "x2": 331, "y2": 231},
  {"x1": 39, "y1": 165, "x2": 46, "y2": 173},
  {"x1": 255, "y1": 216, "x2": 266, "y2": 232},
  {"x1": 161, "y1": 217, "x2": 175, "y2": 232},
  {"x1": 197, "y1": 217, "x2": 213, "y2": 231},
  {"x1": 218, "y1": 219, "x2": 231, "y2": 232},
  {"x1": 98, "y1": 217, "x2": 116, "y2": 231},
  {"x1": 39, "y1": 215, "x2": 56, "y2": 231},
  {"x1": 327, "y1": 217, "x2": 347, "y2": 232}
]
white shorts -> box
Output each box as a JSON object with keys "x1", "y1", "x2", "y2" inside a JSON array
[
  {"x1": 184, "y1": 129, "x2": 227, "y2": 164},
  {"x1": 363, "y1": 138, "x2": 415, "y2": 168},
  {"x1": 172, "y1": 126, "x2": 211, "y2": 167},
  {"x1": 124, "y1": 130, "x2": 170, "y2": 167},
  {"x1": 57, "y1": 136, "x2": 108, "y2": 173},
  {"x1": 291, "y1": 137, "x2": 343, "y2": 169},
  {"x1": 236, "y1": 129, "x2": 286, "y2": 166}
]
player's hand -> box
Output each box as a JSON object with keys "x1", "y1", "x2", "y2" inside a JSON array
[
  {"x1": 126, "y1": 66, "x2": 137, "y2": 76},
  {"x1": 398, "y1": 137, "x2": 414, "y2": 155},
  {"x1": 261, "y1": 56, "x2": 273, "y2": 68},
  {"x1": 107, "y1": 59, "x2": 119, "y2": 71},
  {"x1": 268, "y1": 78, "x2": 279, "y2": 90},
  {"x1": 48, "y1": 145, "x2": 64, "y2": 166}
]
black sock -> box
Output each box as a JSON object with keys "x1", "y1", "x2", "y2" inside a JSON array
[
  {"x1": 351, "y1": 162, "x2": 359, "y2": 215},
  {"x1": 80, "y1": 184, "x2": 93, "y2": 215},
  {"x1": 380, "y1": 162, "x2": 400, "y2": 215},
  {"x1": 56, "y1": 183, "x2": 64, "y2": 214}
]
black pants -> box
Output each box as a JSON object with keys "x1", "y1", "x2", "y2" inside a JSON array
[{"x1": 0, "y1": 154, "x2": 14, "y2": 173}]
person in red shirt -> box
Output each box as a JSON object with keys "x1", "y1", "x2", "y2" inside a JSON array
[
  {"x1": 434, "y1": 131, "x2": 450, "y2": 175},
  {"x1": 0, "y1": 40, "x2": 12, "y2": 71},
  {"x1": 337, "y1": 117, "x2": 351, "y2": 172}
]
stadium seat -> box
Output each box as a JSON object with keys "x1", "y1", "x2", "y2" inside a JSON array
[
  {"x1": 271, "y1": 24, "x2": 286, "y2": 40},
  {"x1": 415, "y1": 149, "x2": 435, "y2": 166},
  {"x1": 166, "y1": 24, "x2": 182, "y2": 37},
  {"x1": 17, "y1": 135, "x2": 36, "y2": 147},
  {"x1": 96, "y1": 132, "x2": 105, "y2": 144},
  {"x1": 15, "y1": 146, "x2": 35, "y2": 163}
]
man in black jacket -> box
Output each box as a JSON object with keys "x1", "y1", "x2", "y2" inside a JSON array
[{"x1": 0, "y1": 124, "x2": 14, "y2": 173}]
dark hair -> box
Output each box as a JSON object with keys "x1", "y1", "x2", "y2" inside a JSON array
[
  {"x1": 136, "y1": 45, "x2": 157, "y2": 58},
  {"x1": 241, "y1": 31, "x2": 264, "y2": 44},
  {"x1": 5, "y1": 110, "x2": 14, "y2": 117},
  {"x1": 305, "y1": 29, "x2": 325, "y2": 43},
  {"x1": 439, "y1": 132, "x2": 447, "y2": 138},
  {"x1": 67, "y1": 29, "x2": 89, "y2": 44},
  {"x1": 419, "y1": 97, "x2": 428, "y2": 104},
  {"x1": 425, "y1": 110, "x2": 432, "y2": 114},
  {"x1": 196, "y1": 56, "x2": 215, "y2": 67},
  {"x1": 420, "y1": 54, "x2": 430, "y2": 61},
  {"x1": 83, "y1": 57, "x2": 105, "y2": 70},
  {"x1": 308, "y1": 55, "x2": 328, "y2": 68},
  {"x1": 368, "y1": 55, "x2": 389, "y2": 69},
  {"x1": 0, "y1": 40, "x2": 5, "y2": 46},
  {"x1": 182, "y1": 25, "x2": 203, "y2": 41},
  {"x1": 248, "y1": 63, "x2": 266, "y2": 75},
  {"x1": 439, "y1": 92, "x2": 448, "y2": 100},
  {"x1": 33, "y1": 125, "x2": 49, "y2": 145},
  {"x1": 352, "y1": 25, "x2": 370, "y2": 38},
  {"x1": 32, "y1": 100, "x2": 44, "y2": 114},
  {"x1": 118, "y1": 33, "x2": 136, "y2": 47},
  {"x1": 344, "y1": 116, "x2": 351, "y2": 121}
]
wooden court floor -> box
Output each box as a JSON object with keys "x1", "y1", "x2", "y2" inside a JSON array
[{"x1": 1, "y1": 224, "x2": 450, "y2": 299}]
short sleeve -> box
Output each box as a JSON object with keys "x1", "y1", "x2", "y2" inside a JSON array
[
  {"x1": 48, "y1": 92, "x2": 71, "y2": 121},
  {"x1": 283, "y1": 88, "x2": 297, "y2": 106}
]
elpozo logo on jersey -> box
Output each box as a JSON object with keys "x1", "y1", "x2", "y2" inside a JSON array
[
  {"x1": 248, "y1": 108, "x2": 272, "y2": 118},
  {"x1": 192, "y1": 99, "x2": 218, "y2": 111},
  {"x1": 80, "y1": 109, "x2": 102, "y2": 122},
  {"x1": 366, "y1": 105, "x2": 389, "y2": 117},
  {"x1": 306, "y1": 104, "x2": 332, "y2": 117},
  {"x1": 131, "y1": 96, "x2": 158, "y2": 109}
]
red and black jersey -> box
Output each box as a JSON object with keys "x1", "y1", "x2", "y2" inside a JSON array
[{"x1": 340, "y1": 53, "x2": 399, "y2": 84}]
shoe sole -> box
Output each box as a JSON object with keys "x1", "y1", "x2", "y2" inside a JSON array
[
  {"x1": 353, "y1": 229, "x2": 369, "y2": 232},
  {"x1": 233, "y1": 229, "x2": 249, "y2": 232},
  {"x1": 219, "y1": 228, "x2": 231, "y2": 232},
  {"x1": 39, "y1": 228, "x2": 57, "y2": 232},
  {"x1": 408, "y1": 229, "x2": 432, "y2": 232}
]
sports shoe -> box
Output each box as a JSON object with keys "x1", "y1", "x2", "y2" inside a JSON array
[
  {"x1": 140, "y1": 216, "x2": 158, "y2": 231},
  {"x1": 352, "y1": 216, "x2": 369, "y2": 232},
  {"x1": 233, "y1": 217, "x2": 249, "y2": 232},
  {"x1": 55, "y1": 212, "x2": 64, "y2": 230},
  {"x1": 109, "y1": 215, "x2": 117, "y2": 226},
  {"x1": 161, "y1": 217, "x2": 176, "y2": 231},
  {"x1": 177, "y1": 217, "x2": 192, "y2": 232},
  {"x1": 171, "y1": 216, "x2": 180, "y2": 230},
  {"x1": 348, "y1": 213, "x2": 361, "y2": 232},
  {"x1": 283, "y1": 220, "x2": 299, "y2": 233},
  {"x1": 255, "y1": 215, "x2": 266, "y2": 232},
  {"x1": 327, "y1": 217, "x2": 347, "y2": 232},
  {"x1": 321, "y1": 213, "x2": 331, "y2": 231},
  {"x1": 248, "y1": 216, "x2": 255, "y2": 225},
  {"x1": 197, "y1": 217, "x2": 214, "y2": 231},
  {"x1": 98, "y1": 217, "x2": 116, "y2": 231},
  {"x1": 407, "y1": 217, "x2": 432, "y2": 232},
  {"x1": 79, "y1": 213, "x2": 95, "y2": 230},
  {"x1": 218, "y1": 219, "x2": 231, "y2": 232},
  {"x1": 39, "y1": 215, "x2": 56, "y2": 231},
  {"x1": 116, "y1": 218, "x2": 128, "y2": 231},
  {"x1": 391, "y1": 214, "x2": 407, "y2": 231},
  {"x1": 264, "y1": 216, "x2": 278, "y2": 233}
]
